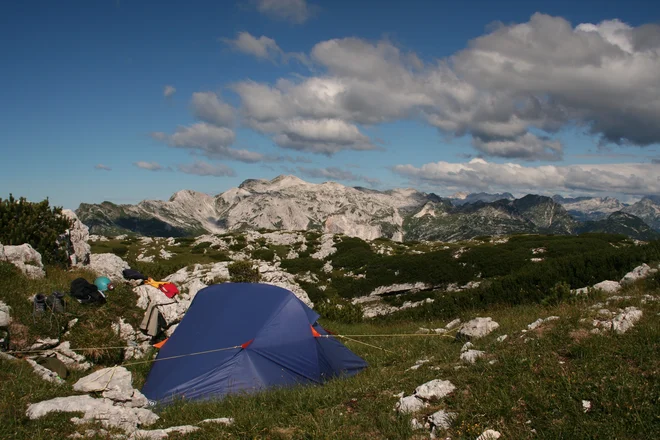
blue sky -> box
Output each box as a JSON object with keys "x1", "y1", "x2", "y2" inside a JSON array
[{"x1": 2, "y1": 0, "x2": 660, "y2": 209}]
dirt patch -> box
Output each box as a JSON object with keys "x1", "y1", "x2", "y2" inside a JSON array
[
  {"x1": 8, "y1": 322, "x2": 29, "y2": 350},
  {"x1": 569, "y1": 329, "x2": 591, "y2": 342}
]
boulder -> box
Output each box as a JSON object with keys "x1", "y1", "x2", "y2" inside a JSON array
[
  {"x1": 592, "y1": 280, "x2": 621, "y2": 293},
  {"x1": 0, "y1": 243, "x2": 45, "y2": 278},
  {"x1": 456, "y1": 317, "x2": 499, "y2": 340},
  {"x1": 0, "y1": 301, "x2": 11, "y2": 327},
  {"x1": 395, "y1": 395, "x2": 427, "y2": 414},
  {"x1": 61, "y1": 209, "x2": 91, "y2": 266},
  {"x1": 428, "y1": 410, "x2": 456, "y2": 430},
  {"x1": 414, "y1": 379, "x2": 456, "y2": 400},
  {"x1": 257, "y1": 262, "x2": 313, "y2": 307},
  {"x1": 445, "y1": 319, "x2": 461, "y2": 330},
  {"x1": 620, "y1": 264, "x2": 651, "y2": 285},
  {"x1": 89, "y1": 253, "x2": 130, "y2": 281},
  {"x1": 74, "y1": 366, "x2": 134, "y2": 396}
]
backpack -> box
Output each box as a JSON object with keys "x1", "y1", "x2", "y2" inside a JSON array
[{"x1": 70, "y1": 277, "x2": 106, "y2": 305}]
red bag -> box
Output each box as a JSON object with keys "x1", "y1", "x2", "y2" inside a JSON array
[{"x1": 158, "y1": 282, "x2": 179, "y2": 298}]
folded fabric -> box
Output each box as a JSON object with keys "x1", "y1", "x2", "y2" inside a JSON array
[
  {"x1": 158, "y1": 282, "x2": 179, "y2": 298},
  {"x1": 139, "y1": 301, "x2": 167, "y2": 337},
  {"x1": 123, "y1": 269, "x2": 147, "y2": 281}
]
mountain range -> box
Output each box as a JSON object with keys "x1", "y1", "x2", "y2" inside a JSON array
[{"x1": 76, "y1": 175, "x2": 660, "y2": 242}]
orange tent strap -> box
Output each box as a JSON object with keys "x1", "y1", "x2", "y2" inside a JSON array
[
  {"x1": 241, "y1": 339, "x2": 254, "y2": 349},
  {"x1": 153, "y1": 338, "x2": 168, "y2": 349},
  {"x1": 310, "y1": 325, "x2": 321, "y2": 338}
]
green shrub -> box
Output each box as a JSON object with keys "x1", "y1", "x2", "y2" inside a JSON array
[
  {"x1": 280, "y1": 257, "x2": 324, "y2": 274},
  {"x1": 229, "y1": 242, "x2": 247, "y2": 252},
  {"x1": 207, "y1": 251, "x2": 231, "y2": 262},
  {"x1": 0, "y1": 194, "x2": 73, "y2": 266},
  {"x1": 542, "y1": 281, "x2": 572, "y2": 307},
  {"x1": 252, "y1": 248, "x2": 275, "y2": 262},
  {"x1": 314, "y1": 297, "x2": 363, "y2": 323},
  {"x1": 111, "y1": 245, "x2": 128, "y2": 257},
  {"x1": 128, "y1": 259, "x2": 188, "y2": 280},
  {"x1": 228, "y1": 260, "x2": 260, "y2": 283}
]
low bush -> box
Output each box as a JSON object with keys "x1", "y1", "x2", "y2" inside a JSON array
[
  {"x1": 0, "y1": 195, "x2": 73, "y2": 266},
  {"x1": 228, "y1": 260, "x2": 260, "y2": 283},
  {"x1": 252, "y1": 248, "x2": 275, "y2": 262},
  {"x1": 314, "y1": 297, "x2": 363, "y2": 324}
]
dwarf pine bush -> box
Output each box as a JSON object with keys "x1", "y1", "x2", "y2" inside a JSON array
[{"x1": 0, "y1": 194, "x2": 73, "y2": 266}]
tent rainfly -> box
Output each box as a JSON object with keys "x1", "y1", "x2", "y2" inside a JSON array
[{"x1": 141, "y1": 283, "x2": 367, "y2": 404}]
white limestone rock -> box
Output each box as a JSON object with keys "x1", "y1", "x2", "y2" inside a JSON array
[
  {"x1": 29, "y1": 338, "x2": 60, "y2": 351},
  {"x1": 200, "y1": 417, "x2": 234, "y2": 425},
  {"x1": 0, "y1": 301, "x2": 12, "y2": 327},
  {"x1": 61, "y1": 209, "x2": 91, "y2": 266},
  {"x1": 460, "y1": 342, "x2": 474, "y2": 352},
  {"x1": 620, "y1": 263, "x2": 651, "y2": 285},
  {"x1": 25, "y1": 359, "x2": 65, "y2": 383},
  {"x1": 257, "y1": 261, "x2": 313, "y2": 307},
  {"x1": 528, "y1": 316, "x2": 560, "y2": 330},
  {"x1": 311, "y1": 234, "x2": 337, "y2": 259},
  {"x1": 476, "y1": 429, "x2": 502, "y2": 440},
  {"x1": 395, "y1": 395, "x2": 427, "y2": 414},
  {"x1": 456, "y1": 317, "x2": 499, "y2": 340},
  {"x1": 460, "y1": 349, "x2": 486, "y2": 364},
  {"x1": 592, "y1": 280, "x2": 621, "y2": 293},
  {"x1": 129, "y1": 425, "x2": 200, "y2": 439},
  {"x1": 496, "y1": 335, "x2": 508, "y2": 342},
  {"x1": 612, "y1": 307, "x2": 643, "y2": 334},
  {"x1": 445, "y1": 319, "x2": 461, "y2": 330},
  {"x1": 89, "y1": 253, "x2": 130, "y2": 281},
  {"x1": 428, "y1": 410, "x2": 456, "y2": 430},
  {"x1": 0, "y1": 243, "x2": 45, "y2": 278},
  {"x1": 414, "y1": 379, "x2": 456, "y2": 400}
]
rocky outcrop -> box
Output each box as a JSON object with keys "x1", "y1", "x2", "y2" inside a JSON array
[
  {"x1": 89, "y1": 253, "x2": 130, "y2": 281},
  {"x1": 620, "y1": 263, "x2": 653, "y2": 285},
  {"x1": 61, "y1": 209, "x2": 91, "y2": 266},
  {"x1": 0, "y1": 243, "x2": 45, "y2": 278}
]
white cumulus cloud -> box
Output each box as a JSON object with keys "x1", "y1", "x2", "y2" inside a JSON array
[
  {"x1": 163, "y1": 85, "x2": 176, "y2": 98},
  {"x1": 133, "y1": 161, "x2": 163, "y2": 171},
  {"x1": 392, "y1": 158, "x2": 660, "y2": 196},
  {"x1": 191, "y1": 92, "x2": 234, "y2": 127},
  {"x1": 94, "y1": 164, "x2": 111, "y2": 171}
]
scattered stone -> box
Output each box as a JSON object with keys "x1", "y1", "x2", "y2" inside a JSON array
[
  {"x1": 527, "y1": 316, "x2": 559, "y2": 330},
  {"x1": 410, "y1": 418, "x2": 426, "y2": 430},
  {"x1": 433, "y1": 328, "x2": 448, "y2": 334},
  {"x1": 456, "y1": 317, "x2": 499, "y2": 340},
  {"x1": 416, "y1": 327, "x2": 431, "y2": 334},
  {"x1": 406, "y1": 358, "x2": 431, "y2": 371},
  {"x1": 25, "y1": 358, "x2": 65, "y2": 383},
  {"x1": 460, "y1": 350, "x2": 486, "y2": 364},
  {"x1": 460, "y1": 342, "x2": 474, "y2": 352},
  {"x1": 0, "y1": 243, "x2": 45, "y2": 278},
  {"x1": 592, "y1": 307, "x2": 643, "y2": 334},
  {"x1": 29, "y1": 338, "x2": 60, "y2": 351},
  {"x1": 428, "y1": 410, "x2": 456, "y2": 430},
  {"x1": 27, "y1": 395, "x2": 159, "y2": 433},
  {"x1": 488, "y1": 360, "x2": 498, "y2": 365},
  {"x1": 395, "y1": 395, "x2": 427, "y2": 414},
  {"x1": 199, "y1": 417, "x2": 234, "y2": 425},
  {"x1": 592, "y1": 280, "x2": 621, "y2": 293},
  {"x1": 612, "y1": 307, "x2": 643, "y2": 334},
  {"x1": 311, "y1": 234, "x2": 337, "y2": 259},
  {"x1": 496, "y1": 335, "x2": 508, "y2": 342},
  {"x1": 414, "y1": 379, "x2": 456, "y2": 400},
  {"x1": 582, "y1": 400, "x2": 592, "y2": 413},
  {"x1": 476, "y1": 429, "x2": 502, "y2": 440},
  {"x1": 445, "y1": 319, "x2": 461, "y2": 330},
  {"x1": 620, "y1": 264, "x2": 651, "y2": 285},
  {"x1": 129, "y1": 425, "x2": 199, "y2": 439}
]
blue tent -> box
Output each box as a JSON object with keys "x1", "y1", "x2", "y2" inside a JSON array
[{"x1": 141, "y1": 283, "x2": 367, "y2": 403}]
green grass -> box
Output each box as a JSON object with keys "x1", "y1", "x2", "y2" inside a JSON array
[
  {"x1": 1, "y1": 260, "x2": 659, "y2": 438},
  {"x1": 3, "y1": 234, "x2": 660, "y2": 439}
]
